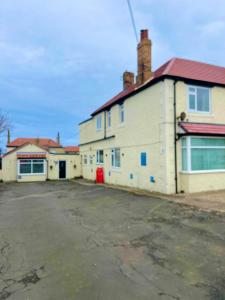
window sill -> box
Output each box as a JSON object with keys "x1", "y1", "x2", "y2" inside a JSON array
[
  {"x1": 181, "y1": 170, "x2": 225, "y2": 174},
  {"x1": 111, "y1": 168, "x2": 121, "y2": 172},
  {"x1": 18, "y1": 173, "x2": 46, "y2": 176},
  {"x1": 188, "y1": 112, "x2": 214, "y2": 117}
]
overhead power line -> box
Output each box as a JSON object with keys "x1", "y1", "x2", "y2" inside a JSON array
[{"x1": 126, "y1": 0, "x2": 138, "y2": 43}]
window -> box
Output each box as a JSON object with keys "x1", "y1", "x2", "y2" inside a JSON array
[
  {"x1": 188, "y1": 86, "x2": 210, "y2": 113},
  {"x1": 119, "y1": 103, "x2": 124, "y2": 123},
  {"x1": 89, "y1": 155, "x2": 93, "y2": 165},
  {"x1": 0, "y1": 157, "x2": 2, "y2": 170},
  {"x1": 111, "y1": 148, "x2": 121, "y2": 168},
  {"x1": 140, "y1": 152, "x2": 147, "y2": 166},
  {"x1": 84, "y1": 155, "x2": 88, "y2": 165},
  {"x1": 108, "y1": 110, "x2": 111, "y2": 127},
  {"x1": 96, "y1": 115, "x2": 102, "y2": 130},
  {"x1": 19, "y1": 159, "x2": 45, "y2": 175},
  {"x1": 96, "y1": 150, "x2": 104, "y2": 164},
  {"x1": 181, "y1": 137, "x2": 225, "y2": 172}
]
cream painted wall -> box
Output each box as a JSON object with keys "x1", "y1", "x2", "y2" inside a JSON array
[
  {"x1": 80, "y1": 79, "x2": 225, "y2": 194},
  {"x1": 80, "y1": 81, "x2": 174, "y2": 193},
  {"x1": 2, "y1": 143, "x2": 81, "y2": 182},
  {"x1": 180, "y1": 172, "x2": 225, "y2": 193},
  {"x1": 48, "y1": 154, "x2": 81, "y2": 180},
  {"x1": 3, "y1": 144, "x2": 48, "y2": 182},
  {"x1": 171, "y1": 80, "x2": 225, "y2": 193}
]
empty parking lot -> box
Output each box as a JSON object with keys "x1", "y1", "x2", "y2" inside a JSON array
[{"x1": 0, "y1": 181, "x2": 225, "y2": 300}]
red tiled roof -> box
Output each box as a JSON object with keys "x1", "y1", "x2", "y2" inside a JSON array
[
  {"x1": 8, "y1": 138, "x2": 61, "y2": 148},
  {"x1": 91, "y1": 57, "x2": 225, "y2": 116},
  {"x1": 64, "y1": 146, "x2": 80, "y2": 153},
  {"x1": 180, "y1": 122, "x2": 225, "y2": 136},
  {"x1": 17, "y1": 153, "x2": 47, "y2": 159},
  {"x1": 154, "y1": 58, "x2": 225, "y2": 84}
]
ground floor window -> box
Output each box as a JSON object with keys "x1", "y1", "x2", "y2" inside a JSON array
[
  {"x1": 84, "y1": 155, "x2": 88, "y2": 165},
  {"x1": 181, "y1": 137, "x2": 225, "y2": 172},
  {"x1": 18, "y1": 159, "x2": 45, "y2": 175},
  {"x1": 96, "y1": 150, "x2": 104, "y2": 164},
  {"x1": 111, "y1": 148, "x2": 121, "y2": 168}
]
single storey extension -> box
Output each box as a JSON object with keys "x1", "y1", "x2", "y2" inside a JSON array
[{"x1": 0, "y1": 137, "x2": 81, "y2": 182}]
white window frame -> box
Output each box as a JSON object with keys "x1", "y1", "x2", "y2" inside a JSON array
[
  {"x1": 96, "y1": 114, "x2": 102, "y2": 131},
  {"x1": 89, "y1": 155, "x2": 93, "y2": 165},
  {"x1": 108, "y1": 110, "x2": 111, "y2": 128},
  {"x1": 187, "y1": 85, "x2": 211, "y2": 114},
  {"x1": 96, "y1": 150, "x2": 104, "y2": 164},
  {"x1": 111, "y1": 148, "x2": 121, "y2": 169},
  {"x1": 119, "y1": 103, "x2": 125, "y2": 123},
  {"x1": 83, "y1": 155, "x2": 88, "y2": 165},
  {"x1": 18, "y1": 159, "x2": 46, "y2": 176},
  {"x1": 181, "y1": 136, "x2": 225, "y2": 173}
]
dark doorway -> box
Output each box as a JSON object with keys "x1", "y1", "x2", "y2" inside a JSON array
[{"x1": 59, "y1": 161, "x2": 66, "y2": 179}]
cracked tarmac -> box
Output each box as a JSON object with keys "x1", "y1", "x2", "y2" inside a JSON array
[{"x1": 0, "y1": 181, "x2": 225, "y2": 299}]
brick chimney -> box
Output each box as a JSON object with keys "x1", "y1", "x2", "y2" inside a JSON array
[
  {"x1": 123, "y1": 71, "x2": 134, "y2": 90},
  {"x1": 136, "y1": 29, "x2": 153, "y2": 86}
]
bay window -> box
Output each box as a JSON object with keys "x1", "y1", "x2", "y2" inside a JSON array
[
  {"x1": 19, "y1": 159, "x2": 45, "y2": 175},
  {"x1": 111, "y1": 148, "x2": 121, "y2": 168},
  {"x1": 188, "y1": 86, "x2": 210, "y2": 113},
  {"x1": 181, "y1": 137, "x2": 225, "y2": 172}
]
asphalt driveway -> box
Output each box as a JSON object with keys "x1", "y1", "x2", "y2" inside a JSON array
[{"x1": 0, "y1": 181, "x2": 224, "y2": 300}]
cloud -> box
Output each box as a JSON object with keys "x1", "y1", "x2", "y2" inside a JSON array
[
  {"x1": 198, "y1": 20, "x2": 225, "y2": 37},
  {"x1": 0, "y1": 0, "x2": 225, "y2": 146},
  {"x1": 0, "y1": 41, "x2": 45, "y2": 65}
]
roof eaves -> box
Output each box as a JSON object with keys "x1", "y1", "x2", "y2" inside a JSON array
[
  {"x1": 3, "y1": 142, "x2": 49, "y2": 157},
  {"x1": 91, "y1": 76, "x2": 165, "y2": 117},
  {"x1": 79, "y1": 117, "x2": 93, "y2": 126}
]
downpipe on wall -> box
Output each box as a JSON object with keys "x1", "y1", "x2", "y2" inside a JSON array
[{"x1": 173, "y1": 80, "x2": 178, "y2": 194}]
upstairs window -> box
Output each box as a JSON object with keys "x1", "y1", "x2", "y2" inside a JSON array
[
  {"x1": 108, "y1": 110, "x2": 111, "y2": 127},
  {"x1": 96, "y1": 150, "x2": 104, "y2": 164},
  {"x1": 188, "y1": 86, "x2": 210, "y2": 113},
  {"x1": 119, "y1": 103, "x2": 124, "y2": 123},
  {"x1": 84, "y1": 155, "x2": 88, "y2": 165},
  {"x1": 96, "y1": 115, "x2": 102, "y2": 130}
]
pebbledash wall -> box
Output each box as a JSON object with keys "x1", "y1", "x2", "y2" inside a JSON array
[
  {"x1": 80, "y1": 79, "x2": 225, "y2": 194},
  {"x1": 2, "y1": 144, "x2": 81, "y2": 182}
]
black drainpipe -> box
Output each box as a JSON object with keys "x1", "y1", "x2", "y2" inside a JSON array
[
  {"x1": 104, "y1": 111, "x2": 106, "y2": 139},
  {"x1": 173, "y1": 80, "x2": 178, "y2": 194}
]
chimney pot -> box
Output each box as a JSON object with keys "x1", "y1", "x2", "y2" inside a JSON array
[{"x1": 140, "y1": 29, "x2": 148, "y2": 41}]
